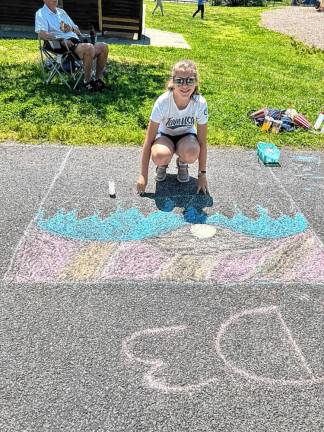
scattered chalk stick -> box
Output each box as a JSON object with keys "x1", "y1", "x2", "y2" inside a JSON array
[{"x1": 109, "y1": 180, "x2": 116, "y2": 198}]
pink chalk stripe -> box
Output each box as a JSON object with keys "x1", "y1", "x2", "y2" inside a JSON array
[
  {"x1": 300, "y1": 246, "x2": 324, "y2": 282},
  {"x1": 6, "y1": 227, "x2": 84, "y2": 283},
  {"x1": 102, "y1": 241, "x2": 167, "y2": 280},
  {"x1": 209, "y1": 249, "x2": 265, "y2": 283}
]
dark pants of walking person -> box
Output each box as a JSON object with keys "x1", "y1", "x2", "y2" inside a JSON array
[{"x1": 193, "y1": 5, "x2": 204, "y2": 19}]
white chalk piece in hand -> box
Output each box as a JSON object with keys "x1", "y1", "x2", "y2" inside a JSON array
[{"x1": 109, "y1": 180, "x2": 116, "y2": 197}]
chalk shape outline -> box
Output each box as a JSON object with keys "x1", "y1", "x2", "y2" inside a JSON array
[
  {"x1": 269, "y1": 166, "x2": 324, "y2": 250},
  {"x1": 122, "y1": 326, "x2": 219, "y2": 393},
  {"x1": 215, "y1": 306, "x2": 324, "y2": 385},
  {"x1": 124, "y1": 306, "x2": 324, "y2": 393},
  {"x1": 3, "y1": 147, "x2": 73, "y2": 282}
]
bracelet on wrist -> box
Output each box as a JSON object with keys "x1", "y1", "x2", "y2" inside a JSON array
[{"x1": 198, "y1": 170, "x2": 206, "y2": 177}]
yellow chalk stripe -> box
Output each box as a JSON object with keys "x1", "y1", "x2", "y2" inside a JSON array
[
  {"x1": 59, "y1": 243, "x2": 114, "y2": 281},
  {"x1": 161, "y1": 255, "x2": 214, "y2": 282},
  {"x1": 194, "y1": 256, "x2": 215, "y2": 280}
]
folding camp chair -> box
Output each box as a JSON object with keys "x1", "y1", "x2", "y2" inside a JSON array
[{"x1": 39, "y1": 36, "x2": 86, "y2": 90}]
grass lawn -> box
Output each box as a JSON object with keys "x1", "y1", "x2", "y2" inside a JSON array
[{"x1": 0, "y1": 2, "x2": 323, "y2": 148}]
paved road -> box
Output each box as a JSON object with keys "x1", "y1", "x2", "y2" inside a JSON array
[{"x1": 0, "y1": 143, "x2": 323, "y2": 431}]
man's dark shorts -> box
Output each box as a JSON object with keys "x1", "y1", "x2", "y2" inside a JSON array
[{"x1": 44, "y1": 37, "x2": 81, "y2": 57}]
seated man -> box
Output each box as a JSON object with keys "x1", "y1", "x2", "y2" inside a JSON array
[{"x1": 35, "y1": 0, "x2": 108, "y2": 91}]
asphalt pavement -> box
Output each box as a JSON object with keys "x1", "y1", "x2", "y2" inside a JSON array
[{"x1": 0, "y1": 142, "x2": 323, "y2": 431}]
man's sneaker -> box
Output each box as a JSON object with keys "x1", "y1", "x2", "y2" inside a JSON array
[
  {"x1": 176, "y1": 157, "x2": 189, "y2": 183},
  {"x1": 155, "y1": 165, "x2": 168, "y2": 182},
  {"x1": 93, "y1": 78, "x2": 108, "y2": 92},
  {"x1": 82, "y1": 80, "x2": 95, "y2": 92}
]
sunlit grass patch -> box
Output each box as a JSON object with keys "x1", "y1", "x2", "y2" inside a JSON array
[{"x1": 0, "y1": 2, "x2": 323, "y2": 148}]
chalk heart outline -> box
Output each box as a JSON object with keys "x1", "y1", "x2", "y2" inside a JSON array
[
  {"x1": 122, "y1": 306, "x2": 324, "y2": 394},
  {"x1": 122, "y1": 326, "x2": 218, "y2": 394}
]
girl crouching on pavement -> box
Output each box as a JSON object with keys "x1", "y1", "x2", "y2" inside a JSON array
[{"x1": 136, "y1": 60, "x2": 209, "y2": 194}]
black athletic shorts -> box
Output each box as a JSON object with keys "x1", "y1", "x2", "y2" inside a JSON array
[{"x1": 159, "y1": 132, "x2": 198, "y2": 146}]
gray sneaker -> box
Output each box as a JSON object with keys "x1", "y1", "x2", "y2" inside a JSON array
[
  {"x1": 176, "y1": 157, "x2": 189, "y2": 183},
  {"x1": 155, "y1": 165, "x2": 168, "y2": 182}
]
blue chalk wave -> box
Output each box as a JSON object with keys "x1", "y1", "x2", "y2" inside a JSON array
[
  {"x1": 37, "y1": 208, "x2": 185, "y2": 242},
  {"x1": 36, "y1": 206, "x2": 308, "y2": 242},
  {"x1": 207, "y1": 206, "x2": 308, "y2": 239}
]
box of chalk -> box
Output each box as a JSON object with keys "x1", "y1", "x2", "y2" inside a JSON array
[{"x1": 257, "y1": 142, "x2": 280, "y2": 165}]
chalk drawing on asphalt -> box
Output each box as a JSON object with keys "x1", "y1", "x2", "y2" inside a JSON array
[
  {"x1": 215, "y1": 306, "x2": 324, "y2": 386},
  {"x1": 3, "y1": 206, "x2": 324, "y2": 284},
  {"x1": 291, "y1": 154, "x2": 323, "y2": 193},
  {"x1": 122, "y1": 326, "x2": 218, "y2": 394},
  {"x1": 123, "y1": 307, "x2": 324, "y2": 393}
]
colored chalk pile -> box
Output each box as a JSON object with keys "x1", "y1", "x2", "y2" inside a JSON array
[{"x1": 257, "y1": 142, "x2": 281, "y2": 166}]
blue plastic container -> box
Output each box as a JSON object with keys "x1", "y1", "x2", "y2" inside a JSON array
[{"x1": 257, "y1": 142, "x2": 281, "y2": 165}]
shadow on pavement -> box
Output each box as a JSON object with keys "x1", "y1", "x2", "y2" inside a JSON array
[{"x1": 142, "y1": 174, "x2": 214, "y2": 223}]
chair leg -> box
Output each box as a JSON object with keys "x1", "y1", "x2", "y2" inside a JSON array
[
  {"x1": 40, "y1": 49, "x2": 49, "y2": 83},
  {"x1": 46, "y1": 66, "x2": 58, "y2": 84},
  {"x1": 39, "y1": 45, "x2": 85, "y2": 91},
  {"x1": 73, "y1": 72, "x2": 84, "y2": 90},
  {"x1": 56, "y1": 70, "x2": 72, "y2": 89},
  {"x1": 46, "y1": 64, "x2": 72, "y2": 89}
]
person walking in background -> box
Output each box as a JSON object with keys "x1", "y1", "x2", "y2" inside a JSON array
[
  {"x1": 193, "y1": 0, "x2": 205, "y2": 19},
  {"x1": 152, "y1": 0, "x2": 164, "y2": 16}
]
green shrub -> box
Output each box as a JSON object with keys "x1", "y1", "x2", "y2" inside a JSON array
[{"x1": 221, "y1": 0, "x2": 265, "y2": 5}]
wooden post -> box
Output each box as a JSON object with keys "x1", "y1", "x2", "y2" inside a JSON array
[
  {"x1": 138, "y1": 0, "x2": 143, "y2": 40},
  {"x1": 98, "y1": 0, "x2": 102, "y2": 32}
]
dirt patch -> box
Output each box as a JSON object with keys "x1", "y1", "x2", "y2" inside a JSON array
[{"x1": 261, "y1": 6, "x2": 324, "y2": 50}]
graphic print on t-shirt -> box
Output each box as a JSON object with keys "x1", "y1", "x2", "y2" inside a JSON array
[
  {"x1": 165, "y1": 116, "x2": 195, "y2": 129},
  {"x1": 150, "y1": 91, "x2": 208, "y2": 136}
]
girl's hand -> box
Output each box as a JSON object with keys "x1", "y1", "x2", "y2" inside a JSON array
[
  {"x1": 137, "y1": 174, "x2": 147, "y2": 195},
  {"x1": 197, "y1": 174, "x2": 208, "y2": 194}
]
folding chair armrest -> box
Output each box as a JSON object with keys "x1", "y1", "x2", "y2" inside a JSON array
[
  {"x1": 38, "y1": 36, "x2": 65, "y2": 51},
  {"x1": 38, "y1": 34, "x2": 64, "y2": 42},
  {"x1": 50, "y1": 36, "x2": 64, "y2": 41}
]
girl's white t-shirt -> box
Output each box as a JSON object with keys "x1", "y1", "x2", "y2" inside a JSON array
[{"x1": 150, "y1": 91, "x2": 208, "y2": 136}]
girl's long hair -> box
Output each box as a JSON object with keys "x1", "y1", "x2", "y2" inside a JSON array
[{"x1": 166, "y1": 60, "x2": 200, "y2": 96}]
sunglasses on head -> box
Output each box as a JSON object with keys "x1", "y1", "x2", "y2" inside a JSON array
[{"x1": 173, "y1": 77, "x2": 196, "y2": 86}]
